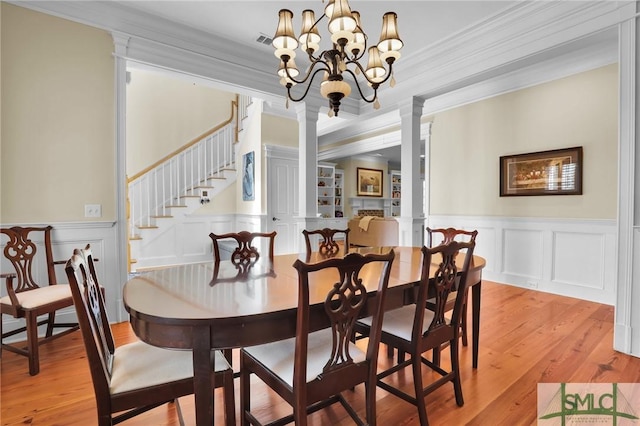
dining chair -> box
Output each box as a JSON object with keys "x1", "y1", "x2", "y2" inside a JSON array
[
  {"x1": 426, "y1": 227, "x2": 478, "y2": 361},
  {"x1": 302, "y1": 227, "x2": 349, "y2": 259},
  {"x1": 210, "y1": 230, "x2": 277, "y2": 372},
  {"x1": 240, "y1": 249, "x2": 395, "y2": 426},
  {"x1": 65, "y1": 245, "x2": 236, "y2": 426},
  {"x1": 210, "y1": 230, "x2": 276, "y2": 265},
  {"x1": 0, "y1": 225, "x2": 79, "y2": 375},
  {"x1": 355, "y1": 240, "x2": 475, "y2": 426}
]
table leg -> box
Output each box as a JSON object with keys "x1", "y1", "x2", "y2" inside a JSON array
[
  {"x1": 193, "y1": 326, "x2": 214, "y2": 426},
  {"x1": 472, "y1": 280, "x2": 481, "y2": 368}
]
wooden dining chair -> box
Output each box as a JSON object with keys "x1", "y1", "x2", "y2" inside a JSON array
[
  {"x1": 240, "y1": 249, "x2": 395, "y2": 426},
  {"x1": 65, "y1": 246, "x2": 236, "y2": 426},
  {"x1": 210, "y1": 230, "x2": 276, "y2": 265},
  {"x1": 302, "y1": 227, "x2": 350, "y2": 259},
  {"x1": 355, "y1": 240, "x2": 475, "y2": 426},
  {"x1": 210, "y1": 230, "x2": 276, "y2": 372},
  {"x1": 0, "y1": 225, "x2": 79, "y2": 375},
  {"x1": 427, "y1": 227, "x2": 478, "y2": 354}
]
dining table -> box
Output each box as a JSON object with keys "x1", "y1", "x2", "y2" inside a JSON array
[{"x1": 123, "y1": 246, "x2": 485, "y2": 425}]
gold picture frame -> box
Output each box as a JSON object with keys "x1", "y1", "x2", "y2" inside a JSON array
[
  {"x1": 357, "y1": 167, "x2": 383, "y2": 197},
  {"x1": 499, "y1": 147, "x2": 583, "y2": 196}
]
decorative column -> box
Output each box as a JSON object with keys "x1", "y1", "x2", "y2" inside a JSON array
[
  {"x1": 614, "y1": 3, "x2": 640, "y2": 357},
  {"x1": 398, "y1": 97, "x2": 425, "y2": 246},
  {"x1": 112, "y1": 32, "x2": 129, "y2": 322},
  {"x1": 296, "y1": 102, "x2": 321, "y2": 232}
]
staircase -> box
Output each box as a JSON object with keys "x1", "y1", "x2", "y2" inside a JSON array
[{"x1": 127, "y1": 95, "x2": 251, "y2": 271}]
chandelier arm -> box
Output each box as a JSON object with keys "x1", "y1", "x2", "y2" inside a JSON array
[
  {"x1": 286, "y1": 68, "x2": 333, "y2": 102},
  {"x1": 341, "y1": 68, "x2": 377, "y2": 104},
  {"x1": 284, "y1": 59, "x2": 330, "y2": 86}
]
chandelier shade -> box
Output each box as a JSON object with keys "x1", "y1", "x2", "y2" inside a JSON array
[{"x1": 273, "y1": 0, "x2": 403, "y2": 117}]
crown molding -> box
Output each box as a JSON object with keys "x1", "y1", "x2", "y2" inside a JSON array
[{"x1": 318, "y1": 122, "x2": 431, "y2": 162}]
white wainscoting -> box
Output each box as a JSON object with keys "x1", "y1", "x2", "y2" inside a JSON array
[
  {"x1": 1, "y1": 221, "x2": 119, "y2": 342},
  {"x1": 131, "y1": 214, "x2": 236, "y2": 271},
  {"x1": 427, "y1": 215, "x2": 617, "y2": 305}
]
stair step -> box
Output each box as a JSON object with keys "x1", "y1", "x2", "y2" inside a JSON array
[
  {"x1": 130, "y1": 259, "x2": 137, "y2": 264},
  {"x1": 150, "y1": 215, "x2": 174, "y2": 219},
  {"x1": 165, "y1": 204, "x2": 188, "y2": 208},
  {"x1": 130, "y1": 235, "x2": 142, "y2": 241},
  {"x1": 207, "y1": 176, "x2": 226, "y2": 181},
  {"x1": 180, "y1": 195, "x2": 200, "y2": 199},
  {"x1": 137, "y1": 225, "x2": 159, "y2": 230}
]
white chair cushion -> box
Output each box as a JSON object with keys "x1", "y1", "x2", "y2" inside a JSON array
[
  {"x1": 110, "y1": 341, "x2": 230, "y2": 395},
  {"x1": 0, "y1": 284, "x2": 72, "y2": 309},
  {"x1": 243, "y1": 328, "x2": 366, "y2": 387},
  {"x1": 358, "y1": 305, "x2": 443, "y2": 342}
]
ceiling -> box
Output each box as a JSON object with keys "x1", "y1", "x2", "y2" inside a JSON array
[{"x1": 117, "y1": 1, "x2": 519, "y2": 165}]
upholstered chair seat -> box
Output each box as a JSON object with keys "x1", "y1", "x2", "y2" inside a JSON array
[{"x1": 0, "y1": 285, "x2": 72, "y2": 309}]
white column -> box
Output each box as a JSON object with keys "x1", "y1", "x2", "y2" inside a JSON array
[
  {"x1": 295, "y1": 102, "x2": 321, "y2": 229},
  {"x1": 112, "y1": 32, "x2": 129, "y2": 322},
  {"x1": 398, "y1": 97, "x2": 425, "y2": 246},
  {"x1": 614, "y1": 2, "x2": 640, "y2": 357}
]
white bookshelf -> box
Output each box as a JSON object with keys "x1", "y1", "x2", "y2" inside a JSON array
[{"x1": 390, "y1": 170, "x2": 401, "y2": 217}]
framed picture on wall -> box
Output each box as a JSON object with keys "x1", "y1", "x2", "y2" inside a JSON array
[
  {"x1": 356, "y1": 167, "x2": 383, "y2": 197},
  {"x1": 242, "y1": 151, "x2": 255, "y2": 201},
  {"x1": 499, "y1": 146, "x2": 583, "y2": 196}
]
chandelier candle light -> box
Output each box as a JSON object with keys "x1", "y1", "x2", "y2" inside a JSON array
[{"x1": 273, "y1": 0, "x2": 403, "y2": 117}]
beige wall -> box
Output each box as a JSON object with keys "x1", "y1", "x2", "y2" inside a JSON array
[
  {"x1": 430, "y1": 64, "x2": 618, "y2": 219},
  {"x1": 1, "y1": 4, "x2": 115, "y2": 223},
  {"x1": 261, "y1": 113, "x2": 299, "y2": 148},
  {"x1": 126, "y1": 69, "x2": 237, "y2": 177}
]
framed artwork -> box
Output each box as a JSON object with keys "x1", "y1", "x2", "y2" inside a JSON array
[
  {"x1": 499, "y1": 146, "x2": 583, "y2": 196},
  {"x1": 357, "y1": 167, "x2": 383, "y2": 197},
  {"x1": 242, "y1": 151, "x2": 255, "y2": 201}
]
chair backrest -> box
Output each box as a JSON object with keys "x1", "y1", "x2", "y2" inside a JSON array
[
  {"x1": 1, "y1": 226, "x2": 58, "y2": 293},
  {"x1": 210, "y1": 231, "x2": 276, "y2": 265},
  {"x1": 65, "y1": 245, "x2": 114, "y2": 404},
  {"x1": 426, "y1": 227, "x2": 478, "y2": 247},
  {"x1": 291, "y1": 249, "x2": 394, "y2": 390},
  {"x1": 302, "y1": 228, "x2": 350, "y2": 258},
  {"x1": 414, "y1": 240, "x2": 475, "y2": 341}
]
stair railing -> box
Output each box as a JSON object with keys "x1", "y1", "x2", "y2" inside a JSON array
[{"x1": 127, "y1": 95, "x2": 250, "y2": 238}]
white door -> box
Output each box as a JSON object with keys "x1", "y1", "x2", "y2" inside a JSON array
[{"x1": 267, "y1": 156, "x2": 299, "y2": 255}]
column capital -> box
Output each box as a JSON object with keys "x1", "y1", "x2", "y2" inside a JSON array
[
  {"x1": 111, "y1": 32, "x2": 130, "y2": 57},
  {"x1": 295, "y1": 102, "x2": 321, "y2": 122},
  {"x1": 399, "y1": 97, "x2": 425, "y2": 118}
]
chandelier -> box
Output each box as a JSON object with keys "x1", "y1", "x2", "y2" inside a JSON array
[{"x1": 273, "y1": 0, "x2": 403, "y2": 117}]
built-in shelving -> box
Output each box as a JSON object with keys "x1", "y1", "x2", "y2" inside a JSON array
[
  {"x1": 390, "y1": 170, "x2": 401, "y2": 217},
  {"x1": 317, "y1": 164, "x2": 335, "y2": 219}
]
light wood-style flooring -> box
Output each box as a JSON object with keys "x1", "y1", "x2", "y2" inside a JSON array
[{"x1": 2, "y1": 281, "x2": 640, "y2": 425}]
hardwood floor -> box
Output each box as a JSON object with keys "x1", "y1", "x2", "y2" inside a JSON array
[{"x1": 2, "y1": 280, "x2": 639, "y2": 425}]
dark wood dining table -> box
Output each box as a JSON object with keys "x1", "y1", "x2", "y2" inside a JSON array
[{"x1": 123, "y1": 246, "x2": 485, "y2": 425}]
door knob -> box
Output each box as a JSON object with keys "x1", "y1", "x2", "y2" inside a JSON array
[{"x1": 272, "y1": 217, "x2": 281, "y2": 221}]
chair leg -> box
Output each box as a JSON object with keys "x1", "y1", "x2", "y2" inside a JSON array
[
  {"x1": 45, "y1": 312, "x2": 56, "y2": 338},
  {"x1": 240, "y1": 354, "x2": 250, "y2": 426},
  {"x1": 26, "y1": 312, "x2": 40, "y2": 376},
  {"x1": 432, "y1": 346, "x2": 441, "y2": 367},
  {"x1": 222, "y1": 370, "x2": 236, "y2": 426},
  {"x1": 412, "y1": 353, "x2": 429, "y2": 426},
  {"x1": 450, "y1": 339, "x2": 464, "y2": 407},
  {"x1": 365, "y1": 371, "x2": 377, "y2": 426}
]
